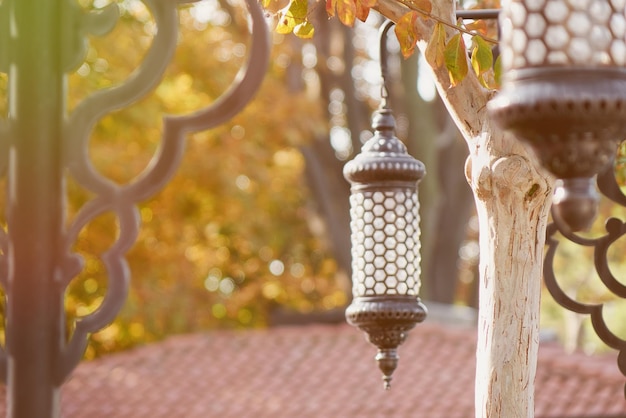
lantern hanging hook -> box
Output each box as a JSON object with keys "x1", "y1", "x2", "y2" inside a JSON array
[{"x1": 379, "y1": 20, "x2": 395, "y2": 109}]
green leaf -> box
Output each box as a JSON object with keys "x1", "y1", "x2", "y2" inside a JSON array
[
  {"x1": 493, "y1": 54, "x2": 502, "y2": 88},
  {"x1": 394, "y1": 12, "x2": 419, "y2": 58},
  {"x1": 425, "y1": 22, "x2": 446, "y2": 68},
  {"x1": 294, "y1": 21, "x2": 315, "y2": 39},
  {"x1": 444, "y1": 33, "x2": 468, "y2": 86},
  {"x1": 471, "y1": 36, "x2": 493, "y2": 77}
]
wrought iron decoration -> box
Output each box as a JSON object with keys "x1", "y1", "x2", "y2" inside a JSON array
[
  {"x1": 0, "y1": 0, "x2": 269, "y2": 416},
  {"x1": 489, "y1": 0, "x2": 626, "y2": 231},
  {"x1": 544, "y1": 163, "x2": 626, "y2": 398},
  {"x1": 344, "y1": 20, "x2": 427, "y2": 390}
]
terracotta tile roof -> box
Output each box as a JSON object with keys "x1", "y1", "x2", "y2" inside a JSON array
[{"x1": 2, "y1": 321, "x2": 626, "y2": 417}]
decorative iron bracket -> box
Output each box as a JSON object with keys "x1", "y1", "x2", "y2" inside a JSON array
[
  {"x1": 58, "y1": 0, "x2": 270, "y2": 383},
  {"x1": 544, "y1": 159, "x2": 626, "y2": 398}
]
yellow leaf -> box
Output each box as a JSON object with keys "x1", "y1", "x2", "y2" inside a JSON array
[
  {"x1": 336, "y1": 0, "x2": 356, "y2": 26},
  {"x1": 287, "y1": 0, "x2": 308, "y2": 20},
  {"x1": 425, "y1": 22, "x2": 446, "y2": 68},
  {"x1": 261, "y1": 0, "x2": 285, "y2": 13},
  {"x1": 294, "y1": 21, "x2": 315, "y2": 38},
  {"x1": 394, "y1": 12, "x2": 419, "y2": 58},
  {"x1": 444, "y1": 33, "x2": 468, "y2": 86},
  {"x1": 275, "y1": 15, "x2": 295, "y2": 34},
  {"x1": 275, "y1": 0, "x2": 308, "y2": 34}
]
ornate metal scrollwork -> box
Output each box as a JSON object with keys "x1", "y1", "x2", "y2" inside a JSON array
[
  {"x1": 544, "y1": 157, "x2": 626, "y2": 398},
  {"x1": 0, "y1": 0, "x2": 269, "y2": 385}
]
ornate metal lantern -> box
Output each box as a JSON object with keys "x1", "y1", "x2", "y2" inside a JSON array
[
  {"x1": 488, "y1": 0, "x2": 626, "y2": 230},
  {"x1": 343, "y1": 21, "x2": 427, "y2": 390}
]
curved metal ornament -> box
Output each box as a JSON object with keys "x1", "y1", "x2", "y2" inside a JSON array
[
  {"x1": 0, "y1": 0, "x2": 269, "y2": 383},
  {"x1": 543, "y1": 160, "x2": 626, "y2": 398}
]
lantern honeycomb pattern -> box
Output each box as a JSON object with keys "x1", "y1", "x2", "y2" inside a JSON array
[
  {"x1": 350, "y1": 190, "x2": 420, "y2": 297},
  {"x1": 501, "y1": 0, "x2": 626, "y2": 69}
]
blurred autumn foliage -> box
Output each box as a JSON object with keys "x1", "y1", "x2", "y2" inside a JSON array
[
  {"x1": 62, "y1": 1, "x2": 346, "y2": 358},
  {"x1": 2, "y1": 0, "x2": 624, "y2": 362}
]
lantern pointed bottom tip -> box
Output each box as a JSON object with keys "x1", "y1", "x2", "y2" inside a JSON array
[{"x1": 376, "y1": 348, "x2": 398, "y2": 390}]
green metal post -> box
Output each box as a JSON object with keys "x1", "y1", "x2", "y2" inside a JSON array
[{"x1": 5, "y1": 0, "x2": 65, "y2": 416}]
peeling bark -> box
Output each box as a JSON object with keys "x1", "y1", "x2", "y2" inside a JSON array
[{"x1": 467, "y1": 150, "x2": 552, "y2": 417}]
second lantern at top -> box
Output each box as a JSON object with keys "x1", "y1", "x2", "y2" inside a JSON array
[{"x1": 489, "y1": 0, "x2": 626, "y2": 231}]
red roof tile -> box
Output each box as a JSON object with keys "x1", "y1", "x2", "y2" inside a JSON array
[{"x1": 1, "y1": 322, "x2": 625, "y2": 417}]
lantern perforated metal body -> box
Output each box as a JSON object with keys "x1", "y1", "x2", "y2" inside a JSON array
[
  {"x1": 343, "y1": 107, "x2": 427, "y2": 390},
  {"x1": 489, "y1": 0, "x2": 626, "y2": 230}
]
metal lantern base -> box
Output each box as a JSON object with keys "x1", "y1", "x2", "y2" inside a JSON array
[
  {"x1": 346, "y1": 296, "x2": 427, "y2": 389},
  {"x1": 489, "y1": 67, "x2": 626, "y2": 230},
  {"x1": 552, "y1": 178, "x2": 600, "y2": 232}
]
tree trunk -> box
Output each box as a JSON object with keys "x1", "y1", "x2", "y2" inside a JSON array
[{"x1": 467, "y1": 148, "x2": 552, "y2": 417}]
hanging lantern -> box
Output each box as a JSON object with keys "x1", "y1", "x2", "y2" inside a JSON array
[
  {"x1": 343, "y1": 34, "x2": 427, "y2": 388},
  {"x1": 488, "y1": 0, "x2": 626, "y2": 230}
]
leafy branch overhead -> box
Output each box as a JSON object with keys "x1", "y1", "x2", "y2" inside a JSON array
[
  {"x1": 261, "y1": 0, "x2": 500, "y2": 88},
  {"x1": 372, "y1": 1, "x2": 500, "y2": 87}
]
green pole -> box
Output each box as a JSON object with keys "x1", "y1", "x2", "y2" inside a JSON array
[{"x1": 5, "y1": 0, "x2": 65, "y2": 416}]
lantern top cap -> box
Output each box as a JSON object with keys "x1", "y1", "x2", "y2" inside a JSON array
[
  {"x1": 343, "y1": 116, "x2": 425, "y2": 185},
  {"x1": 371, "y1": 108, "x2": 395, "y2": 133}
]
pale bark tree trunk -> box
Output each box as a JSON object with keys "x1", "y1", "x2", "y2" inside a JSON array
[{"x1": 374, "y1": 0, "x2": 554, "y2": 416}]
